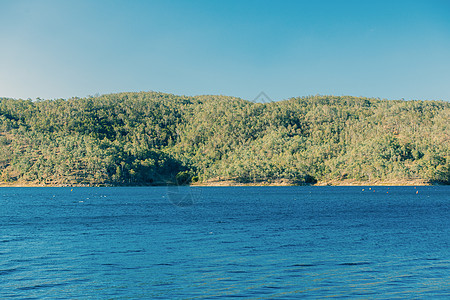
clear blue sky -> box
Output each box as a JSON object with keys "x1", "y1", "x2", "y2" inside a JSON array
[{"x1": 1, "y1": 0, "x2": 449, "y2": 101}]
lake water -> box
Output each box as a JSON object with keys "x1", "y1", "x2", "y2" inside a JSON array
[{"x1": 1, "y1": 186, "x2": 449, "y2": 299}]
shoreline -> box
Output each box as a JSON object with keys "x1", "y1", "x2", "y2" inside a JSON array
[
  {"x1": 191, "y1": 178, "x2": 433, "y2": 187},
  {"x1": 0, "y1": 178, "x2": 439, "y2": 187}
]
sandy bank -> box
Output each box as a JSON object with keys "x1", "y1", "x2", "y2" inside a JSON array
[{"x1": 0, "y1": 178, "x2": 436, "y2": 187}]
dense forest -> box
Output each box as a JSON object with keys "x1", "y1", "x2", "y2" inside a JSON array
[{"x1": 0, "y1": 92, "x2": 448, "y2": 186}]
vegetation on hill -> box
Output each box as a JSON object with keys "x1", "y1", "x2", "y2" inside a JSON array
[{"x1": 0, "y1": 92, "x2": 448, "y2": 185}]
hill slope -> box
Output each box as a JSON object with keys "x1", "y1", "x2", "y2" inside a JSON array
[{"x1": 0, "y1": 92, "x2": 448, "y2": 185}]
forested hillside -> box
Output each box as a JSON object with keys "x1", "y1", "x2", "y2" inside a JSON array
[{"x1": 0, "y1": 92, "x2": 448, "y2": 185}]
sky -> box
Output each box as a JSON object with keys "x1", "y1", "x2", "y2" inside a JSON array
[{"x1": 1, "y1": 0, "x2": 449, "y2": 101}]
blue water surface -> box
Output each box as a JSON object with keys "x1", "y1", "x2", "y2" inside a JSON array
[{"x1": 1, "y1": 186, "x2": 449, "y2": 299}]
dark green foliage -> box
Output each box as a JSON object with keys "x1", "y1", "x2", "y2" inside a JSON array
[
  {"x1": 175, "y1": 171, "x2": 193, "y2": 185},
  {"x1": 0, "y1": 93, "x2": 448, "y2": 185}
]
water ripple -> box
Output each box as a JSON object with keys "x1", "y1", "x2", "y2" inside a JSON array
[
  {"x1": 1, "y1": 186, "x2": 449, "y2": 299},
  {"x1": 338, "y1": 262, "x2": 372, "y2": 266},
  {"x1": 0, "y1": 267, "x2": 23, "y2": 275}
]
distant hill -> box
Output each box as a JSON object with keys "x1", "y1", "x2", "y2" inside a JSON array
[{"x1": 0, "y1": 92, "x2": 448, "y2": 186}]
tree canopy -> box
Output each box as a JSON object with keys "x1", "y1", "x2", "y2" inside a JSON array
[{"x1": 0, "y1": 92, "x2": 448, "y2": 185}]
